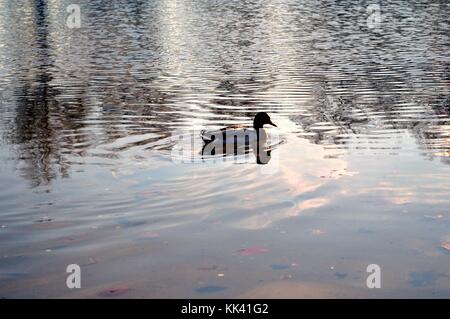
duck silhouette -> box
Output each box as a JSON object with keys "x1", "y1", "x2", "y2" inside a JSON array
[{"x1": 200, "y1": 112, "x2": 277, "y2": 164}]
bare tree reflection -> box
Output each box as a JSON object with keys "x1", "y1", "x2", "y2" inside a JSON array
[
  {"x1": 5, "y1": 0, "x2": 67, "y2": 187},
  {"x1": 0, "y1": 0, "x2": 449, "y2": 189}
]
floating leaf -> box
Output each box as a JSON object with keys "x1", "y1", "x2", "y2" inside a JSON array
[
  {"x1": 35, "y1": 217, "x2": 53, "y2": 223},
  {"x1": 409, "y1": 271, "x2": 442, "y2": 288},
  {"x1": 0, "y1": 272, "x2": 28, "y2": 279},
  {"x1": 358, "y1": 228, "x2": 375, "y2": 234},
  {"x1": 441, "y1": 241, "x2": 450, "y2": 251},
  {"x1": 117, "y1": 218, "x2": 146, "y2": 228},
  {"x1": 195, "y1": 286, "x2": 226, "y2": 293},
  {"x1": 335, "y1": 272, "x2": 348, "y2": 279},
  {"x1": 98, "y1": 286, "x2": 130, "y2": 297},
  {"x1": 198, "y1": 265, "x2": 218, "y2": 271},
  {"x1": 138, "y1": 231, "x2": 160, "y2": 240},
  {"x1": 270, "y1": 264, "x2": 290, "y2": 270},
  {"x1": 234, "y1": 247, "x2": 268, "y2": 256},
  {"x1": 312, "y1": 229, "x2": 326, "y2": 235},
  {"x1": 87, "y1": 257, "x2": 100, "y2": 265},
  {"x1": 423, "y1": 214, "x2": 444, "y2": 220}
]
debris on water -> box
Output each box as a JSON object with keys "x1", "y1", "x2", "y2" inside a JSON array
[
  {"x1": 98, "y1": 286, "x2": 130, "y2": 297},
  {"x1": 45, "y1": 249, "x2": 52, "y2": 252},
  {"x1": 117, "y1": 218, "x2": 147, "y2": 228},
  {"x1": 358, "y1": 228, "x2": 375, "y2": 234},
  {"x1": 198, "y1": 265, "x2": 218, "y2": 271},
  {"x1": 409, "y1": 271, "x2": 442, "y2": 287},
  {"x1": 234, "y1": 247, "x2": 268, "y2": 256},
  {"x1": 35, "y1": 217, "x2": 53, "y2": 223},
  {"x1": 139, "y1": 231, "x2": 160, "y2": 239},
  {"x1": 423, "y1": 214, "x2": 444, "y2": 220},
  {"x1": 330, "y1": 266, "x2": 335, "y2": 270},
  {"x1": 270, "y1": 264, "x2": 290, "y2": 270},
  {"x1": 195, "y1": 286, "x2": 226, "y2": 294},
  {"x1": 311, "y1": 229, "x2": 326, "y2": 235},
  {"x1": 140, "y1": 190, "x2": 164, "y2": 197},
  {"x1": 0, "y1": 272, "x2": 28, "y2": 279},
  {"x1": 440, "y1": 240, "x2": 450, "y2": 251},
  {"x1": 61, "y1": 236, "x2": 77, "y2": 243},
  {"x1": 217, "y1": 273, "x2": 224, "y2": 277},
  {"x1": 335, "y1": 272, "x2": 348, "y2": 279},
  {"x1": 283, "y1": 201, "x2": 296, "y2": 208},
  {"x1": 86, "y1": 257, "x2": 99, "y2": 265},
  {"x1": 280, "y1": 274, "x2": 292, "y2": 280},
  {"x1": 1, "y1": 225, "x2": 6, "y2": 228}
]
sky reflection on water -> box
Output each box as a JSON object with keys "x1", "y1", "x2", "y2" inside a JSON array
[{"x1": 0, "y1": 0, "x2": 449, "y2": 298}]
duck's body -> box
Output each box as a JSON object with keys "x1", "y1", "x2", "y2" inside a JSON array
[
  {"x1": 201, "y1": 126, "x2": 264, "y2": 145},
  {"x1": 200, "y1": 112, "x2": 276, "y2": 146}
]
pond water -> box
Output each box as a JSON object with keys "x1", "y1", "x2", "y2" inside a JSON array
[{"x1": 0, "y1": 0, "x2": 449, "y2": 298}]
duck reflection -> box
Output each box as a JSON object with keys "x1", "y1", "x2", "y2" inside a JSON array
[
  {"x1": 201, "y1": 135, "x2": 273, "y2": 165},
  {"x1": 201, "y1": 134, "x2": 274, "y2": 165}
]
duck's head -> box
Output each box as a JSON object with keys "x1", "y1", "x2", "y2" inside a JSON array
[{"x1": 253, "y1": 112, "x2": 277, "y2": 129}]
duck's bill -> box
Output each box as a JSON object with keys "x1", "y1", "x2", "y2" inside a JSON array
[{"x1": 269, "y1": 121, "x2": 277, "y2": 127}]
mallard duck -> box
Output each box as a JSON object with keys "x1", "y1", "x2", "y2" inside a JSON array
[
  {"x1": 200, "y1": 112, "x2": 277, "y2": 145},
  {"x1": 200, "y1": 112, "x2": 277, "y2": 163}
]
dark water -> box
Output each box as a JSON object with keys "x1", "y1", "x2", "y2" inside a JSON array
[{"x1": 0, "y1": 0, "x2": 449, "y2": 298}]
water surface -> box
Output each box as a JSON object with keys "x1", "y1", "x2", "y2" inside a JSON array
[{"x1": 0, "y1": 0, "x2": 449, "y2": 298}]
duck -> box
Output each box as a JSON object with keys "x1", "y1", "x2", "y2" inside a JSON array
[
  {"x1": 200, "y1": 112, "x2": 277, "y2": 163},
  {"x1": 201, "y1": 112, "x2": 277, "y2": 145}
]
